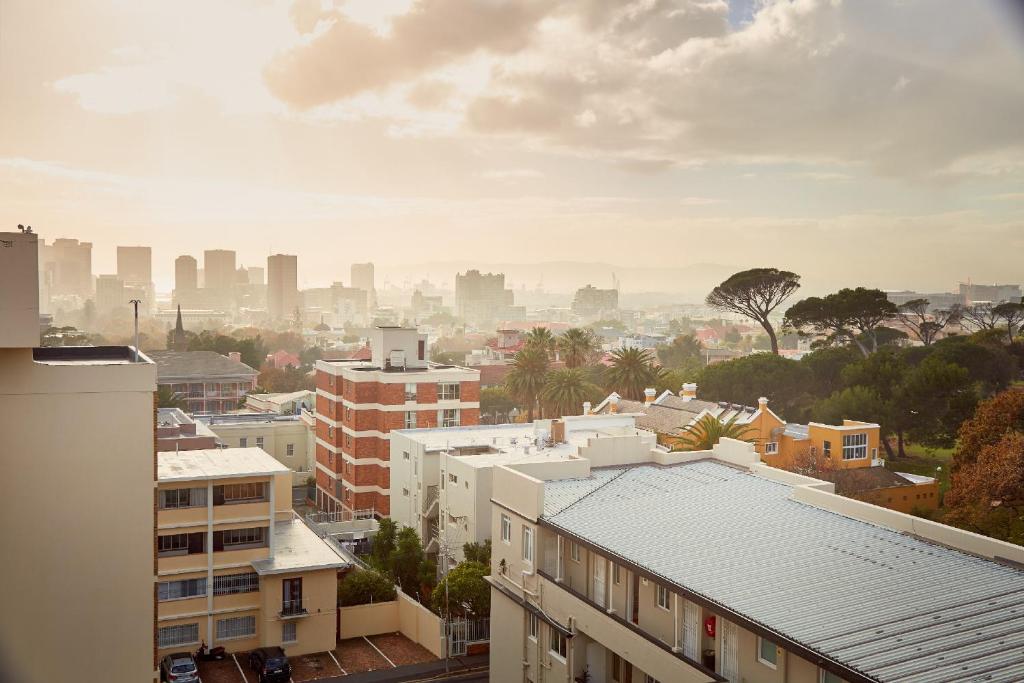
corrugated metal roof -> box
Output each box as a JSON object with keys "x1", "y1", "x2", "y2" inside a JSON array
[{"x1": 543, "y1": 461, "x2": 1024, "y2": 683}]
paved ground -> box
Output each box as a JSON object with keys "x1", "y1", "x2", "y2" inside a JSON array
[
  {"x1": 196, "y1": 657, "x2": 245, "y2": 683},
  {"x1": 334, "y1": 637, "x2": 391, "y2": 674}
]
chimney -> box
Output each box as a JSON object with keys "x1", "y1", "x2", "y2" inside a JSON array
[
  {"x1": 609, "y1": 395, "x2": 619, "y2": 414},
  {"x1": 228, "y1": 351, "x2": 241, "y2": 363},
  {"x1": 644, "y1": 387, "x2": 657, "y2": 405},
  {"x1": 551, "y1": 419, "x2": 566, "y2": 444},
  {"x1": 582, "y1": 401, "x2": 592, "y2": 415},
  {"x1": 680, "y1": 383, "x2": 698, "y2": 401},
  {"x1": 758, "y1": 396, "x2": 769, "y2": 411}
]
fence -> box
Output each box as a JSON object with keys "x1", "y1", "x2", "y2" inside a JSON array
[
  {"x1": 446, "y1": 617, "x2": 490, "y2": 656},
  {"x1": 337, "y1": 589, "x2": 447, "y2": 659}
]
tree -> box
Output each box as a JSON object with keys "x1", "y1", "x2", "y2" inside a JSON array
[
  {"x1": 993, "y1": 301, "x2": 1024, "y2": 343},
  {"x1": 698, "y1": 353, "x2": 814, "y2": 420},
  {"x1": 603, "y1": 347, "x2": 661, "y2": 401},
  {"x1": 813, "y1": 386, "x2": 890, "y2": 450},
  {"x1": 371, "y1": 518, "x2": 397, "y2": 570},
  {"x1": 557, "y1": 328, "x2": 599, "y2": 368},
  {"x1": 800, "y1": 347, "x2": 860, "y2": 398},
  {"x1": 893, "y1": 299, "x2": 960, "y2": 346},
  {"x1": 669, "y1": 414, "x2": 754, "y2": 451},
  {"x1": 903, "y1": 335, "x2": 1016, "y2": 398},
  {"x1": 338, "y1": 569, "x2": 396, "y2": 606},
  {"x1": 946, "y1": 428, "x2": 1024, "y2": 544},
  {"x1": 540, "y1": 368, "x2": 600, "y2": 417},
  {"x1": 657, "y1": 334, "x2": 702, "y2": 369},
  {"x1": 505, "y1": 346, "x2": 550, "y2": 421},
  {"x1": 784, "y1": 288, "x2": 897, "y2": 357},
  {"x1": 257, "y1": 366, "x2": 313, "y2": 393},
  {"x1": 706, "y1": 268, "x2": 801, "y2": 355},
  {"x1": 390, "y1": 527, "x2": 426, "y2": 594},
  {"x1": 950, "y1": 388, "x2": 1024, "y2": 471},
  {"x1": 480, "y1": 387, "x2": 517, "y2": 424},
  {"x1": 156, "y1": 385, "x2": 187, "y2": 409},
  {"x1": 959, "y1": 302, "x2": 1001, "y2": 331},
  {"x1": 462, "y1": 540, "x2": 492, "y2": 566},
  {"x1": 839, "y1": 348, "x2": 909, "y2": 457},
  {"x1": 432, "y1": 561, "x2": 490, "y2": 618},
  {"x1": 524, "y1": 327, "x2": 556, "y2": 358},
  {"x1": 896, "y1": 356, "x2": 977, "y2": 449}
]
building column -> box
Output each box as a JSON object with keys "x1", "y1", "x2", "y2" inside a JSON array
[
  {"x1": 268, "y1": 477, "x2": 276, "y2": 557},
  {"x1": 207, "y1": 481, "x2": 214, "y2": 645},
  {"x1": 606, "y1": 558, "x2": 613, "y2": 613}
]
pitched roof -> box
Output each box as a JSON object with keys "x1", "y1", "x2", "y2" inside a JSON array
[
  {"x1": 815, "y1": 466, "x2": 932, "y2": 496},
  {"x1": 149, "y1": 350, "x2": 258, "y2": 380},
  {"x1": 592, "y1": 392, "x2": 721, "y2": 435}
]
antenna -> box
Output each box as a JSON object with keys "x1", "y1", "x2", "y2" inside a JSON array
[{"x1": 129, "y1": 299, "x2": 142, "y2": 362}]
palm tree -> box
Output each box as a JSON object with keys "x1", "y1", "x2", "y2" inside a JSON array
[
  {"x1": 504, "y1": 346, "x2": 550, "y2": 421},
  {"x1": 540, "y1": 368, "x2": 599, "y2": 417},
  {"x1": 524, "y1": 327, "x2": 556, "y2": 359},
  {"x1": 557, "y1": 328, "x2": 599, "y2": 368},
  {"x1": 603, "y1": 347, "x2": 661, "y2": 401},
  {"x1": 157, "y1": 385, "x2": 187, "y2": 409},
  {"x1": 669, "y1": 414, "x2": 754, "y2": 451}
]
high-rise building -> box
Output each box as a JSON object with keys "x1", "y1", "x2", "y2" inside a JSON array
[
  {"x1": 959, "y1": 282, "x2": 1022, "y2": 305},
  {"x1": 267, "y1": 254, "x2": 299, "y2": 321},
  {"x1": 39, "y1": 236, "x2": 93, "y2": 301},
  {"x1": 455, "y1": 269, "x2": 516, "y2": 326},
  {"x1": 0, "y1": 230, "x2": 157, "y2": 682},
  {"x1": 571, "y1": 284, "x2": 619, "y2": 319},
  {"x1": 204, "y1": 249, "x2": 237, "y2": 309},
  {"x1": 116, "y1": 245, "x2": 152, "y2": 284},
  {"x1": 351, "y1": 262, "x2": 376, "y2": 309},
  {"x1": 313, "y1": 327, "x2": 480, "y2": 517},
  {"x1": 247, "y1": 266, "x2": 265, "y2": 286},
  {"x1": 95, "y1": 274, "x2": 127, "y2": 314},
  {"x1": 174, "y1": 255, "x2": 198, "y2": 293}
]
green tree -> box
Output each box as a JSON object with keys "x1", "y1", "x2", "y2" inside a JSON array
[
  {"x1": 604, "y1": 347, "x2": 661, "y2": 401},
  {"x1": 838, "y1": 348, "x2": 908, "y2": 457},
  {"x1": 902, "y1": 335, "x2": 1016, "y2": 398},
  {"x1": 812, "y1": 386, "x2": 888, "y2": 436},
  {"x1": 156, "y1": 385, "x2": 187, "y2": 409},
  {"x1": 431, "y1": 561, "x2": 490, "y2": 618},
  {"x1": 480, "y1": 386, "x2": 517, "y2": 423},
  {"x1": 371, "y1": 518, "x2": 397, "y2": 570},
  {"x1": 706, "y1": 268, "x2": 801, "y2": 355},
  {"x1": 896, "y1": 356, "x2": 978, "y2": 449},
  {"x1": 557, "y1": 328, "x2": 599, "y2": 368},
  {"x1": 698, "y1": 353, "x2": 814, "y2": 420},
  {"x1": 540, "y1": 368, "x2": 600, "y2": 417},
  {"x1": 993, "y1": 301, "x2": 1024, "y2": 342},
  {"x1": 655, "y1": 365, "x2": 702, "y2": 396},
  {"x1": 784, "y1": 288, "x2": 897, "y2": 357},
  {"x1": 390, "y1": 527, "x2": 426, "y2": 594},
  {"x1": 800, "y1": 346, "x2": 860, "y2": 398},
  {"x1": 524, "y1": 327, "x2": 557, "y2": 358},
  {"x1": 338, "y1": 569, "x2": 396, "y2": 606},
  {"x1": 894, "y1": 299, "x2": 961, "y2": 346},
  {"x1": 669, "y1": 414, "x2": 754, "y2": 451},
  {"x1": 505, "y1": 346, "x2": 550, "y2": 421},
  {"x1": 462, "y1": 540, "x2": 491, "y2": 566},
  {"x1": 657, "y1": 334, "x2": 702, "y2": 369}
]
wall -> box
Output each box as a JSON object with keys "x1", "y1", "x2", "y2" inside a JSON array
[
  {"x1": 260, "y1": 568, "x2": 338, "y2": 656},
  {"x1": 208, "y1": 420, "x2": 311, "y2": 485},
  {"x1": 337, "y1": 590, "x2": 445, "y2": 658}
]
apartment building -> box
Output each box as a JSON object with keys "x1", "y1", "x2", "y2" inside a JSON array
[
  {"x1": 488, "y1": 438, "x2": 1024, "y2": 683},
  {"x1": 158, "y1": 407, "x2": 219, "y2": 451},
  {"x1": 314, "y1": 326, "x2": 480, "y2": 517},
  {"x1": 197, "y1": 412, "x2": 314, "y2": 484},
  {"x1": 390, "y1": 414, "x2": 654, "y2": 565},
  {"x1": 157, "y1": 448, "x2": 346, "y2": 658},
  {"x1": 150, "y1": 349, "x2": 259, "y2": 413},
  {"x1": 0, "y1": 230, "x2": 157, "y2": 683}
]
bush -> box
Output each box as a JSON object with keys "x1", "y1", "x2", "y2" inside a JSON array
[
  {"x1": 338, "y1": 569, "x2": 396, "y2": 606},
  {"x1": 431, "y1": 561, "x2": 490, "y2": 618}
]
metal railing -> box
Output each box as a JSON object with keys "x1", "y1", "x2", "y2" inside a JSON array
[
  {"x1": 422, "y1": 485, "x2": 439, "y2": 515},
  {"x1": 280, "y1": 598, "x2": 308, "y2": 617}
]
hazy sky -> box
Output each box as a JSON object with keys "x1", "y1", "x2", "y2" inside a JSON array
[{"x1": 2, "y1": 0, "x2": 1024, "y2": 293}]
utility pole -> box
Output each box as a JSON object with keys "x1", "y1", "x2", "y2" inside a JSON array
[{"x1": 129, "y1": 299, "x2": 141, "y2": 362}]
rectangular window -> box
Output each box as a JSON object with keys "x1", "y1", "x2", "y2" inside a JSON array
[
  {"x1": 158, "y1": 533, "x2": 189, "y2": 557},
  {"x1": 548, "y1": 627, "x2": 567, "y2": 660},
  {"x1": 570, "y1": 542, "x2": 580, "y2": 562},
  {"x1": 820, "y1": 670, "x2": 843, "y2": 683},
  {"x1": 764, "y1": 442, "x2": 779, "y2": 455},
  {"x1": 613, "y1": 563, "x2": 621, "y2": 584},
  {"x1": 527, "y1": 612, "x2": 538, "y2": 640},
  {"x1": 404, "y1": 383, "x2": 417, "y2": 401},
  {"x1": 213, "y1": 572, "x2": 259, "y2": 595},
  {"x1": 403, "y1": 488, "x2": 409, "y2": 497},
  {"x1": 522, "y1": 526, "x2": 534, "y2": 564},
  {"x1": 501, "y1": 514, "x2": 511, "y2": 543},
  {"x1": 282, "y1": 622, "x2": 297, "y2": 643},
  {"x1": 256, "y1": 436, "x2": 264, "y2": 449},
  {"x1": 656, "y1": 585, "x2": 670, "y2": 610},
  {"x1": 448, "y1": 473, "x2": 458, "y2": 484},
  {"x1": 159, "y1": 487, "x2": 207, "y2": 509},
  {"x1": 404, "y1": 411, "x2": 417, "y2": 429},
  {"x1": 158, "y1": 578, "x2": 207, "y2": 601},
  {"x1": 823, "y1": 440, "x2": 832, "y2": 457},
  {"x1": 239, "y1": 437, "x2": 248, "y2": 447},
  {"x1": 403, "y1": 450, "x2": 410, "y2": 460},
  {"x1": 220, "y1": 482, "x2": 267, "y2": 503},
  {"x1": 438, "y1": 382, "x2": 461, "y2": 401},
  {"x1": 758, "y1": 637, "x2": 778, "y2": 668},
  {"x1": 158, "y1": 623, "x2": 199, "y2": 649},
  {"x1": 216, "y1": 615, "x2": 256, "y2": 640},
  {"x1": 218, "y1": 527, "x2": 267, "y2": 549},
  {"x1": 286, "y1": 443, "x2": 295, "y2": 456},
  {"x1": 439, "y1": 409, "x2": 459, "y2": 427},
  {"x1": 612, "y1": 654, "x2": 621, "y2": 681},
  {"x1": 842, "y1": 433, "x2": 868, "y2": 460}
]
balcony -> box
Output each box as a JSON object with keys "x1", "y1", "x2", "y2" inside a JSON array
[{"x1": 279, "y1": 598, "x2": 309, "y2": 619}]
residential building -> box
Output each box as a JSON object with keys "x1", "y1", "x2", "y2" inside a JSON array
[
  {"x1": 572, "y1": 284, "x2": 619, "y2": 319},
  {"x1": 158, "y1": 407, "x2": 220, "y2": 451},
  {"x1": 314, "y1": 326, "x2": 481, "y2": 517},
  {"x1": 390, "y1": 414, "x2": 654, "y2": 565},
  {"x1": 455, "y1": 269, "x2": 517, "y2": 326},
  {"x1": 196, "y1": 413, "x2": 314, "y2": 485},
  {"x1": 268, "y1": 253, "x2": 299, "y2": 321},
  {"x1": 149, "y1": 350, "x2": 259, "y2": 414},
  {"x1": 266, "y1": 349, "x2": 301, "y2": 369},
  {"x1": 351, "y1": 262, "x2": 376, "y2": 310},
  {"x1": 0, "y1": 230, "x2": 157, "y2": 683},
  {"x1": 39, "y1": 236, "x2": 93, "y2": 301},
  {"x1": 884, "y1": 289, "x2": 961, "y2": 311},
  {"x1": 488, "y1": 437, "x2": 1024, "y2": 683},
  {"x1": 959, "y1": 281, "x2": 1022, "y2": 305},
  {"x1": 95, "y1": 273, "x2": 127, "y2": 314},
  {"x1": 175, "y1": 254, "x2": 199, "y2": 298},
  {"x1": 157, "y1": 448, "x2": 346, "y2": 658}
]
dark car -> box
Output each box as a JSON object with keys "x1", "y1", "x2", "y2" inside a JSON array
[
  {"x1": 248, "y1": 646, "x2": 291, "y2": 683},
  {"x1": 160, "y1": 652, "x2": 201, "y2": 682}
]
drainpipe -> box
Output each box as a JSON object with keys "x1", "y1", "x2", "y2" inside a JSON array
[{"x1": 566, "y1": 616, "x2": 576, "y2": 683}]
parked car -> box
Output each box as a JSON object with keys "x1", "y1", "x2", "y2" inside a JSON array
[
  {"x1": 248, "y1": 646, "x2": 291, "y2": 683},
  {"x1": 160, "y1": 652, "x2": 201, "y2": 682}
]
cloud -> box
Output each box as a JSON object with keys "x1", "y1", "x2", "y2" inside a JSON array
[{"x1": 478, "y1": 168, "x2": 546, "y2": 180}]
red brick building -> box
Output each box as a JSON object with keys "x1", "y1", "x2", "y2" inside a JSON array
[{"x1": 314, "y1": 327, "x2": 480, "y2": 517}]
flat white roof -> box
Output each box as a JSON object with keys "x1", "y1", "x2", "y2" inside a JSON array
[
  {"x1": 251, "y1": 518, "x2": 349, "y2": 575},
  {"x1": 157, "y1": 447, "x2": 290, "y2": 482}
]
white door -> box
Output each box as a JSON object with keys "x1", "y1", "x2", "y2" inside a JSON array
[
  {"x1": 586, "y1": 642, "x2": 607, "y2": 682},
  {"x1": 683, "y1": 600, "x2": 700, "y2": 660},
  {"x1": 594, "y1": 559, "x2": 606, "y2": 608},
  {"x1": 719, "y1": 618, "x2": 738, "y2": 682}
]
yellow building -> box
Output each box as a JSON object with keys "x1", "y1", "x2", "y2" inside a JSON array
[{"x1": 157, "y1": 448, "x2": 346, "y2": 658}]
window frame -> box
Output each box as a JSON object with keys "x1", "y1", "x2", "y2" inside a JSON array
[
  {"x1": 757, "y1": 636, "x2": 779, "y2": 669},
  {"x1": 764, "y1": 441, "x2": 779, "y2": 455},
  {"x1": 500, "y1": 514, "x2": 511, "y2": 544},
  {"x1": 158, "y1": 623, "x2": 200, "y2": 649},
  {"x1": 570, "y1": 541, "x2": 580, "y2": 562},
  {"x1": 213, "y1": 572, "x2": 259, "y2": 596},
  {"x1": 158, "y1": 577, "x2": 207, "y2": 602},
  {"x1": 656, "y1": 585, "x2": 670, "y2": 610},
  {"x1": 522, "y1": 526, "x2": 534, "y2": 565},
  {"x1": 438, "y1": 382, "x2": 461, "y2": 401},
  {"x1": 282, "y1": 621, "x2": 297, "y2": 644},
  {"x1": 527, "y1": 612, "x2": 538, "y2": 641},
  {"x1": 216, "y1": 615, "x2": 257, "y2": 641},
  {"x1": 842, "y1": 433, "x2": 868, "y2": 460},
  {"x1": 548, "y1": 626, "x2": 567, "y2": 661}
]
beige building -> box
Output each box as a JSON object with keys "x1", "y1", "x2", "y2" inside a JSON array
[
  {"x1": 488, "y1": 438, "x2": 1024, "y2": 683},
  {"x1": 197, "y1": 413, "x2": 314, "y2": 485},
  {"x1": 157, "y1": 448, "x2": 346, "y2": 657},
  {"x1": 0, "y1": 230, "x2": 157, "y2": 682}
]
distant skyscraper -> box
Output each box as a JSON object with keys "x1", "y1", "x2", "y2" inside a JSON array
[
  {"x1": 351, "y1": 262, "x2": 376, "y2": 309},
  {"x1": 39, "y1": 237, "x2": 93, "y2": 300},
  {"x1": 116, "y1": 246, "x2": 151, "y2": 284},
  {"x1": 174, "y1": 255, "x2": 198, "y2": 293},
  {"x1": 95, "y1": 274, "x2": 126, "y2": 314},
  {"x1": 203, "y1": 249, "x2": 236, "y2": 310},
  {"x1": 247, "y1": 266, "x2": 265, "y2": 286},
  {"x1": 267, "y1": 254, "x2": 299, "y2": 321},
  {"x1": 455, "y1": 269, "x2": 516, "y2": 326}
]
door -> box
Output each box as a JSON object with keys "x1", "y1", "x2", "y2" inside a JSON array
[
  {"x1": 586, "y1": 642, "x2": 607, "y2": 682},
  {"x1": 719, "y1": 618, "x2": 738, "y2": 682},
  {"x1": 682, "y1": 600, "x2": 700, "y2": 660},
  {"x1": 630, "y1": 574, "x2": 640, "y2": 624},
  {"x1": 594, "y1": 559, "x2": 606, "y2": 608},
  {"x1": 283, "y1": 577, "x2": 303, "y2": 615}
]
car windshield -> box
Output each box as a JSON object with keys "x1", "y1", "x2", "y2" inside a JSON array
[
  {"x1": 267, "y1": 657, "x2": 288, "y2": 667},
  {"x1": 171, "y1": 663, "x2": 196, "y2": 673}
]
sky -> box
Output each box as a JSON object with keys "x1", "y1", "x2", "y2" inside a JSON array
[{"x1": 2, "y1": 0, "x2": 1024, "y2": 295}]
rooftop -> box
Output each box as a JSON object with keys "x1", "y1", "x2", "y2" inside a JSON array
[
  {"x1": 542, "y1": 460, "x2": 1024, "y2": 683},
  {"x1": 250, "y1": 517, "x2": 349, "y2": 576},
  {"x1": 32, "y1": 345, "x2": 150, "y2": 366},
  {"x1": 148, "y1": 350, "x2": 257, "y2": 380},
  {"x1": 157, "y1": 447, "x2": 290, "y2": 482}
]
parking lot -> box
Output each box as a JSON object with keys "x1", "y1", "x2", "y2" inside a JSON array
[{"x1": 196, "y1": 633, "x2": 437, "y2": 682}]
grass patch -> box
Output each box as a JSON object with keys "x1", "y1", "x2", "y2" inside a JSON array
[{"x1": 886, "y1": 444, "x2": 954, "y2": 494}]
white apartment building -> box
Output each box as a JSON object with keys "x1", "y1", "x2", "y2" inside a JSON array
[
  {"x1": 488, "y1": 439, "x2": 1024, "y2": 683},
  {"x1": 389, "y1": 414, "x2": 655, "y2": 565}
]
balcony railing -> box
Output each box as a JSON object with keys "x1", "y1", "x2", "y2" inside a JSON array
[
  {"x1": 422, "y1": 485, "x2": 439, "y2": 516},
  {"x1": 280, "y1": 598, "x2": 309, "y2": 618}
]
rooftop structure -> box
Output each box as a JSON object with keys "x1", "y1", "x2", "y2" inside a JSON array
[
  {"x1": 157, "y1": 407, "x2": 219, "y2": 451},
  {"x1": 194, "y1": 412, "x2": 314, "y2": 484}
]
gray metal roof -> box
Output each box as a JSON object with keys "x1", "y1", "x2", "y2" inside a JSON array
[
  {"x1": 149, "y1": 350, "x2": 258, "y2": 381},
  {"x1": 543, "y1": 461, "x2": 1024, "y2": 683}
]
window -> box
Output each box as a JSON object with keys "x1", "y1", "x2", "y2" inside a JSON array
[
  {"x1": 414, "y1": 457, "x2": 418, "y2": 475},
  {"x1": 522, "y1": 526, "x2": 534, "y2": 564},
  {"x1": 527, "y1": 612, "x2": 538, "y2": 640},
  {"x1": 439, "y1": 409, "x2": 460, "y2": 427},
  {"x1": 403, "y1": 450, "x2": 411, "y2": 460},
  {"x1": 239, "y1": 437, "x2": 248, "y2": 447},
  {"x1": 448, "y1": 473, "x2": 458, "y2": 484},
  {"x1": 213, "y1": 572, "x2": 259, "y2": 595},
  {"x1": 613, "y1": 563, "x2": 621, "y2": 584},
  {"x1": 570, "y1": 542, "x2": 580, "y2": 562},
  {"x1": 404, "y1": 411, "x2": 417, "y2": 428},
  {"x1": 656, "y1": 585, "x2": 670, "y2": 610},
  {"x1": 403, "y1": 488, "x2": 409, "y2": 497},
  {"x1": 158, "y1": 578, "x2": 207, "y2": 601},
  {"x1": 820, "y1": 670, "x2": 844, "y2": 683},
  {"x1": 158, "y1": 623, "x2": 199, "y2": 648},
  {"x1": 159, "y1": 487, "x2": 207, "y2": 509},
  {"x1": 220, "y1": 482, "x2": 266, "y2": 503},
  {"x1": 256, "y1": 436, "x2": 264, "y2": 449},
  {"x1": 758, "y1": 637, "x2": 778, "y2": 668},
  {"x1": 216, "y1": 615, "x2": 256, "y2": 640},
  {"x1": 286, "y1": 443, "x2": 294, "y2": 456},
  {"x1": 643, "y1": 676, "x2": 660, "y2": 683},
  {"x1": 823, "y1": 440, "x2": 832, "y2": 457},
  {"x1": 501, "y1": 514, "x2": 511, "y2": 543},
  {"x1": 345, "y1": 406, "x2": 352, "y2": 420},
  {"x1": 282, "y1": 622, "x2": 297, "y2": 643},
  {"x1": 842, "y1": 433, "x2": 868, "y2": 460},
  {"x1": 438, "y1": 382, "x2": 461, "y2": 401},
  {"x1": 404, "y1": 383, "x2": 417, "y2": 401},
  {"x1": 158, "y1": 533, "x2": 189, "y2": 557},
  {"x1": 764, "y1": 441, "x2": 779, "y2": 455},
  {"x1": 548, "y1": 626, "x2": 567, "y2": 660},
  {"x1": 221, "y1": 527, "x2": 266, "y2": 548},
  {"x1": 612, "y1": 654, "x2": 622, "y2": 681}
]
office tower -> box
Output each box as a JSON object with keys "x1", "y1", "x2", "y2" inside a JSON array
[
  {"x1": 351, "y1": 262, "x2": 376, "y2": 309},
  {"x1": 95, "y1": 274, "x2": 126, "y2": 314},
  {"x1": 175, "y1": 255, "x2": 198, "y2": 293},
  {"x1": 248, "y1": 266, "x2": 265, "y2": 286},
  {"x1": 116, "y1": 245, "x2": 152, "y2": 284},
  {"x1": 203, "y1": 249, "x2": 236, "y2": 310},
  {"x1": 572, "y1": 284, "x2": 619, "y2": 319},
  {"x1": 455, "y1": 269, "x2": 516, "y2": 326},
  {"x1": 267, "y1": 254, "x2": 299, "y2": 321},
  {"x1": 39, "y1": 237, "x2": 93, "y2": 300}
]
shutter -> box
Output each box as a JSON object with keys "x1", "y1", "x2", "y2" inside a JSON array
[
  {"x1": 212, "y1": 531, "x2": 224, "y2": 552},
  {"x1": 188, "y1": 532, "x2": 205, "y2": 554}
]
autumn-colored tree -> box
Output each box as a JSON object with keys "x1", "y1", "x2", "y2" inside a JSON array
[
  {"x1": 945, "y1": 432, "x2": 1024, "y2": 545},
  {"x1": 951, "y1": 388, "x2": 1024, "y2": 472}
]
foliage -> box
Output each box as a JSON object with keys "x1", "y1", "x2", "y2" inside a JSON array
[
  {"x1": 706, "y1": 268, "x2": 801, "y2": 354},
  {"x1": 172, "y1": 329, "x2": 266, "y2": 369},
  {"x1": 391, "y1": 527, "x2": 427, "y2": 594},
  {"x1": 893, "y1": 299, "x2": 961, "y2": 346},
  {"x1": 699, "y1": 353, "x2": 814, "y2": 420},
  {"x1": 371, "y1": 518, "x2": 397, "y2": 570},
  {"x1": 951, "y1": 389, "x2": 1024, "y2": 471},
  {"x1": 657, "y1": 334, "x2": 703, "y2": 369},
  {"x1": 896, "y1": 356, "x2": 978, "y2": 449},
  {"x1": 655, "y1": 365, "x2": 702, "y2": 396},
  {"x1": 603, "y1": 347, "x2": 661, "y2": 401},
  {"x1": 541, "y1": 368, "x2": 601, "y2": 417},
  {"x1": 812, "y1": 386, "x2": 887, "y2": 428},
  {"x1": 669, "y1": 414, "x2": 754, "y2": 451},
  {"x1": 505, "y1": 346, "x2": 551, "y2": 420},
  {"x1": 557, "y1": 328, "x2": 600, "y2": 368},
  {"x1": 902, "y1": 335, "x2": 1016, "y2": 397},
  {"x1": 431, "y1": 561, "x2": 490, "y2": 618},
  {"x1": 463, "y1": 540, "x2": 492, "y2": 566},
  {"x1": 481, "y1": 387, "x2": 517, "y2": 422},
  {"x1": 524, "y1": 327, "x2": 557, "y2": 358},
  {"x1": 993, "y1": 301, "x2": 1024, "y2": 342},
  {"x1": 784, "y1": 287, "x2": 897, "y2": 357},
  {"x1": 257, "y1": 366, "x2": 313, "y2": 394},
  {"x1": 431, "y1": 350, "x2": 466, "y2": 365},
  {"x1": 156, "y1": 385, "x2": 187, "y2": 409},
  {"x1": 801, "y1": 347, "x2": 861, "y2": 397},
  {"x1": 338, "y1": 569, "x2": 396, "y2": 606}
]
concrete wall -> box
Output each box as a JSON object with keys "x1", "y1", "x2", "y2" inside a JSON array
[
  {"x1": 337, "y1": 590, "x2": 445, "y2": 658},
  {"x1": 260, "y1": 568, "x2": 338, "y2": 656},
  {"x1": 208, "y1": 420, "x2": 311, "y2": 484}
]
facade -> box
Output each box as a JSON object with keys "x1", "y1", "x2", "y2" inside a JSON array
[
  {"x1": 303, "y1": 283, "x2": 369, "y2": 326},
  {"x1": 204, "y1": 249, "x2": 237, "y2": 309},
  {"x1": 268, "y1": 253, "x2": 299, "y2": 321},
  {"x1": 197, "y1": 413, "x2": 314, "y2": 485},
  {"x1": 455, "y1": 269, "x2": 516, "y2": 326},
  {"x1": 175, "y1": 255, "x2": 199, "y2": 297},
  {"x1": 488, "y1": 438, "x2": 1024, "y2": 683},
  {"x1": 95, "y1": 273, "x2": 127, "y2": 314},
  {"x1": 959, "y1": 282, "x2": 1022, "y2": 305},
  {"x1": 39, "y1": 236, "x2": 93, "y2": 300},
  {"x1": 351, "y1": 262, "x2": 376, "y2": 310},
  {"x1": 0, "y1": 230, "x2": 157, "y2": 683},
  {"x1": 246, "y1": 389, "x2": 314, "y2": 415},
  {"x1": 390, "y1": 414, "x2": 654, "y2": 565},
  {"x1": 314, "y1": 326, "x2": 480, "y2": 517},
  {"x1": 572, "y1": 284, "x2": 619, "y2": 319},
  {"x1": 157, "y1": 448, "x2": 346, "y2": 658},
  {"x1": 117, "y1": 244, "x2": 152, "y2": 283},
  {"x1": 149, "y1": 350, "x2": 259, "y2": 414}
]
